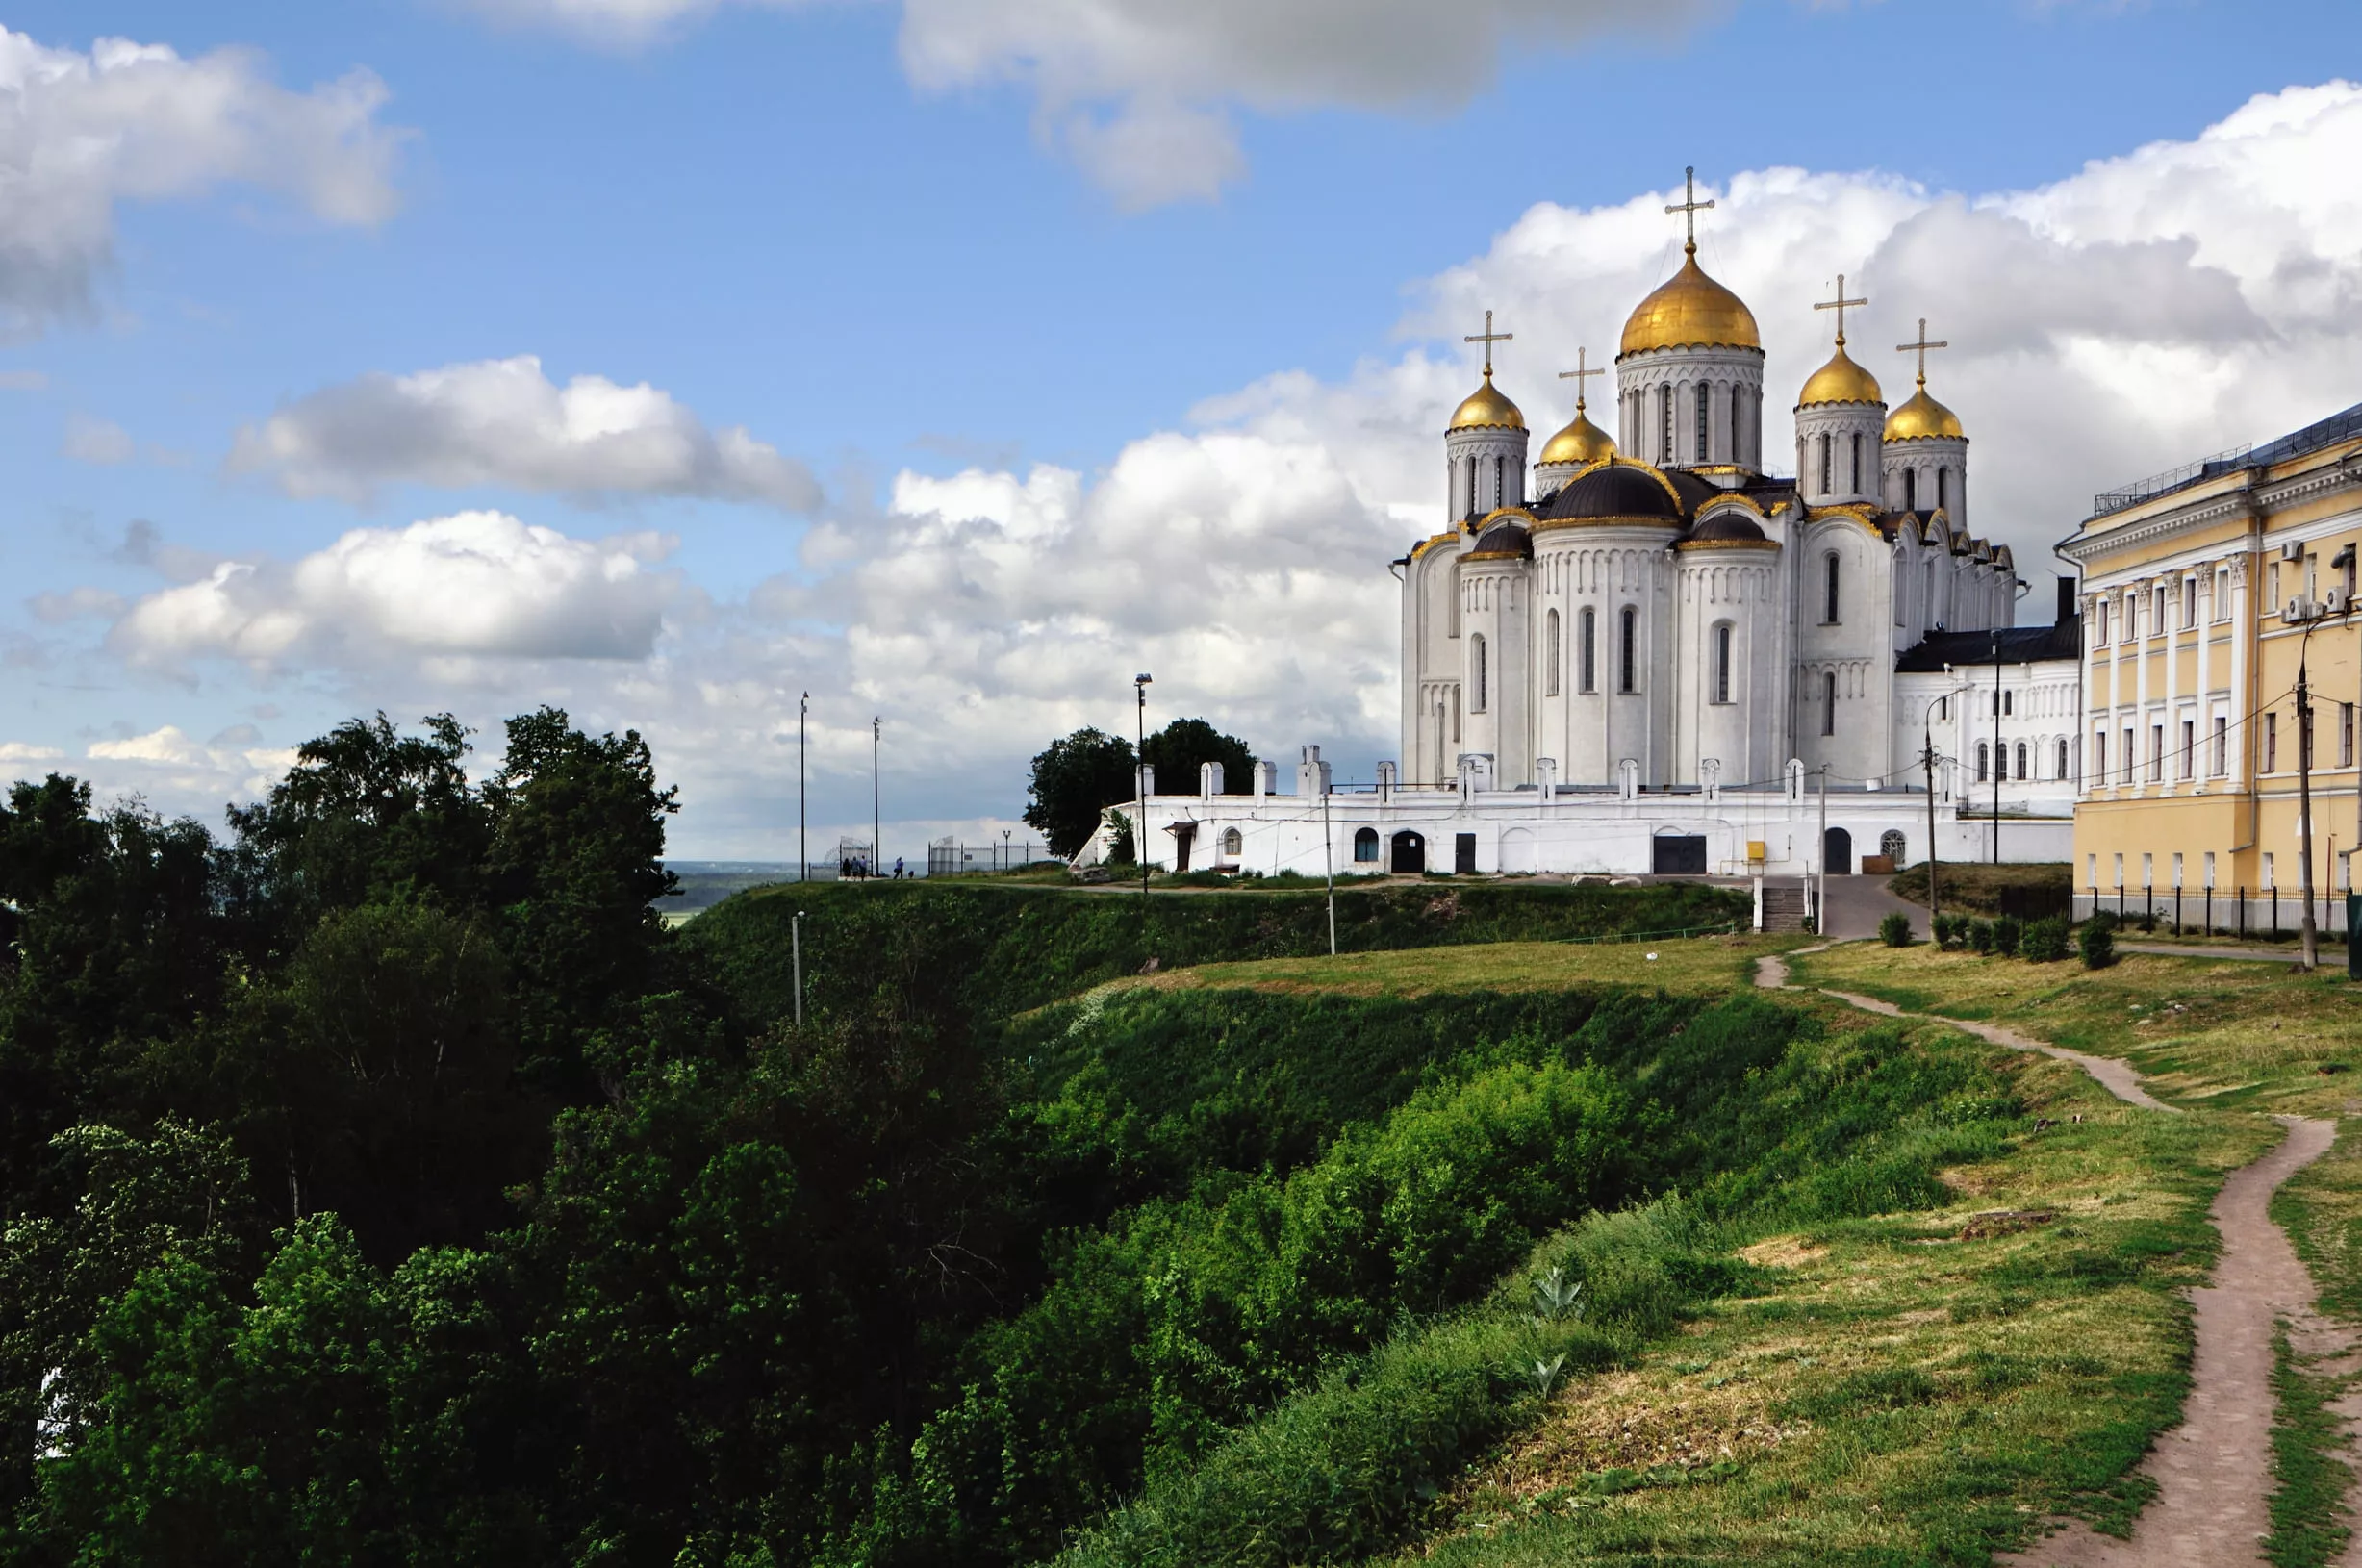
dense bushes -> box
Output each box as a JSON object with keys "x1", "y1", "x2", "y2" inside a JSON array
[
  {"x1": 2082, "y1": 913, "x2": 2119, "y2": 969},
  {"x1": 1879, "y1": 912, "x2": 1912, "y2": 947},
  {"x1": 1933, "y1": 908, "x2": 2096, "y2": 969}
]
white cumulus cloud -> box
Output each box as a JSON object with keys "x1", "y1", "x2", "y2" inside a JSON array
[
  {"x1": 81, "y1": 724, "x2": 298, "y2": 801},
  {"x1": 109, "y1": 511, "x2": 683, "y2": 671},
  {"x1": 0, "y1": 28, "x2": 404, "y2": 332},
  {"x1": 228, "y1": 355, "x2": 822, "y2": 511},
  {"x1": 445, "y1": 0, "x2": 1714, "y2": 205},
  {"x1": 62, "y1": 413, "x2": 134, "y2": 465}
]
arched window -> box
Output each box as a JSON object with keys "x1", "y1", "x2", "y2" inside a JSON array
[
  {"x1": 1494, "y1": 456, "x2": 1506, "y2": 508},
  {"x1": 1544, "y1": 609, "x2": 1561, "y2": 696},
  {"x1": 1695, "y1": 382, "x2": 1711, "y2": 462},
  {"x1": 1904, "y1": 468, "x2": 1918, "y2": 510},
  {"x1": 1618, "y1": 605, "x2": 1638, "y2": 693},
  {"x1": 1734, "y1": 385, "x2": 1746, "y2": 464},
  {"x1": 2016, "y1": 742, "x2": 2029, "y2": 780},
  {"x1": 1849, "y1": 432, "x2": 1863, "y2": 493},
  {"x1": 1713, "y1": 623, "x2": 1733, "y2": 704},
  {"x1": 1976, "y1": 742, "x2": 1990, "y2": 781},
  {"x1": 1659, "y1": 386, "x2": 1673, "y2": 464},
  {"x1": 1817, "y1": 432, "x2": 1832, "y2": 493},
  {"x1": 1353, "y1": 826, "x2": 1379, "y2": 863},
  {"x1": 1880, "y1": 829, "x2": 1907, "y2": 863},
  {"x1": 1938, "y1": 468, "x2": 1949, "y2": 511},
  {"x1": 1580, "y1": 607, "x2": 1596, "y2": 693},
  {"x1": 1824, "y1": 552, "x2": 1841, "y2": 623},
  {"x1": 1222, "y1": 827, "x2": 1243, "y2": 856},
  {"x1": 1821, "y1": 670, "x2": 1837, "y2": 736},
  {"x1": 2058, "y1": 738, "x2": 2070, "y2": 779},
  {"x1": 1471, "y1": 634, "x2": 1487, "y2": 712}
]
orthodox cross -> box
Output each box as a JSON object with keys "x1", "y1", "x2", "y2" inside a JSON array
[
  {"x1": 1896, "y1": 317, "x2": 1949, "y2": 386},
  {"x1": 1815, "y1": 274, "x2": 1867, "y2": 347},
  {"x1": 1558, "y1": 347, "x2": 1604, "y2": 414},
  {"x1": 1464, "y1": 309, "x2": 1512, "y2": 377},
  {"x1": 1664, "y1": 165, "x2": 1714, "y2": 250}
]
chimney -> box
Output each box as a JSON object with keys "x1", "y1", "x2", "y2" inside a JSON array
[{"x1": 2056, "y1": 573, "x2": 2077, "y2": 627}]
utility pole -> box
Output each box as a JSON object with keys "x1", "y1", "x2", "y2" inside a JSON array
[
  {"x1": 1134, "y1": 673, "x2": 1153, "y2": 912},
  {"x1": 1321, "y1": 780, "x2": 1337, "y2": 957},
  {"x1": 1817, "y1": 764, "x2": 1829, "y2": 938},
  {"x1": 791, "y1": 910, "x2": 805, "y2": 1026},
  {"x1": 2299, "y1": 628, "x2": 2321, "y2": 970},
  {"x1": 1924, "y1": 738, "x2": 1941, "y2": 925},
  {"x1": 872, "y1": 716, "x2": 880, "y2": 881},
  {"x1": 799, "y1": 691, "x2": 809, "y2": 882}
]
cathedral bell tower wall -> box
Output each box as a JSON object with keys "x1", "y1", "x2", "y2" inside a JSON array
[
  {"x1": 1446, "y1": 425, "x2": 1530, "y2": 518},
  {"x1": 1614, "y1": 345, "x2": 1765, "y2": 477},
  {"x1": 1795, "y1": 402, "x2": 1885, "y2": 508},
  {"x1": 1883, "y1": 435, "x2": 1968, "y2": 534}
]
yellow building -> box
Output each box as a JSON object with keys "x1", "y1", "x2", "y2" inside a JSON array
[{"x1": 2059, "y1": 403, "x2": 2362, "y2": 928}]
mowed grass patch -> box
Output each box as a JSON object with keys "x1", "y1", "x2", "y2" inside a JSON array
[
  {"x1": 1376, "y1": 1017, "x2": 2268, "y2": 1567},
  {"x1": 1791, "y1": 942, "x2": 2362, "y2": 1118},
  {"x1": 2275, "y1": 1118, "x2": 2362, "y2": 1323},
  {"x1": 1114, "y1": 931, "x2": 1799, "y2": 1000}
]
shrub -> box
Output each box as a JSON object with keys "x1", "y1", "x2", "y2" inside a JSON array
[
  {"x1": 1878, "y1": 912, "x2": 1912, "y2": 948},
  {"x1": 1991, "y1": 914, "x2": 2023, "y2": 958},
  {"x1": 1968, "y1": 919, "x2": 1994, "y2": 955},
  {"x1": 1929, "y1": 913, "x2": 1963, "y2": 949},
  {"x1": 2019, "y1": 915, "x2": 2070, "y2": 963},
  {"x1": 2080, "y1": 920, "x2": 2117, "y2": 970}
]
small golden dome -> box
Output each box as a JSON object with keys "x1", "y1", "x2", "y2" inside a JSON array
[
  {"x1": 1884, "y1": 378, "x2": 1966, "y2": 442},
  {"x1": 1537, "y1": 403, "x2": 1615, "y2": 466},
  {"x1": 1797, "y1": 341, "x2": 1882, "y2": 408},
  {"x1": 1620, "y1": 244, "x2": 1761, "y2": 356},
  {"x1": 1449, "y1": 371, "x2": 1525, "y2": 431}
]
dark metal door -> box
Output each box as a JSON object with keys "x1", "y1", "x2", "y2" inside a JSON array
[
  {"x1": 1454, "y1": 833, "x2": 1477, "y2": 873},
  {"x1": 1389, "y1": 830, "x2": 1425, "y2": 874},
  {"x1": 1823, "y1": 826, "x2": 1852, "y2": 875},
  {"x1": 1651, "y1": 834, "x2": 1707, "y2": 874}
]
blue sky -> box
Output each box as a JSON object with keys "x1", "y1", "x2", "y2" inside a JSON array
[{"x1": 2, "y1": 0, "x2": 2358, "y2": 857}]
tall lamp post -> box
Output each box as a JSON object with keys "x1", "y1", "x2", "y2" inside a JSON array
[
  {"x1": 1134, "y1": 673, "x2": 1153, "y2": 911},
  {"x1": 799, "y1": 691, "x2": 810, "y2": 882},
  {"x1": 1920, "y1": 685, "x2": 1968, "y2": 927}
]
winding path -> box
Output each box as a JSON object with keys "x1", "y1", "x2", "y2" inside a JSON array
[{"x1": 1755, "y1": 944, "x2": 2344, "y2": 1567}]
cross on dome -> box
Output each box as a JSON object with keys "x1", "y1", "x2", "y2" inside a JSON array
[
  {"x1": 1558, "y1": 347, "x2": 1603, "y2": 413},
  {"x1": 1464, "y1": 309, "x2": 1512, "y2": 378},
  {"x1": 1664, "y1": 165, "x2": 1715, "y2": 253},
  {"x1": 1897, "y1": 317, "x2": 1949, "y2": 388},
  {"x1": 1815, "y1": 274, "x2": 1867, "y2": 347}
]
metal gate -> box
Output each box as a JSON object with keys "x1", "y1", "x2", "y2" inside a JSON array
[{"x1": 1651, "y1": 834, "x2": 1707, "y2": 874}]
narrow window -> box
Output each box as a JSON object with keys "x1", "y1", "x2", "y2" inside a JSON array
[
  {"x1": 1732, "y1": 385, "x2": 1745, "y2": 465},
  {"x1": 2271, "y1": 561, "x2": 2283, "y2": 610},
  {"x1": 2214, "y1": 715, "x2": 2227, "y2": 774},
  {"x1": 2343, "y1": 702, "x2": 2355, "y2": 768},
  {"x1": 2016, "y1": 742, "x2": 2028, "y2": 779},
  {"x1": 2095, "y1": 598, "x2": 2108, "y2": 645},
  {"x1": 1904, "y1": 468, "x2": 1918, "y2": 510},
  {"x1": 1938, "y1": 695, "x2": 1948, "y2": 722},
  {"x1": 1714, "y1": 624, "x2": 1733, "y2": 704},
  {"x1": 1452, "y1": 685, "x2": 1460, "y2": 743},
  {"x1": 2266, "y1": 712, "x2": 2277, "y2": 771},
  {"x1": 2121, "y1": 726, "x2": 2134, "y2": 783},
  {"x1": 1695, "y1": 382, "x2": 1711, "y2": 463},
  {"x1": 1580, "y1": 607, "x2": 1596, "y2": 693},
  {"x1": 1849, "y1": 432, "x2": 1863, "y2": 493},
  {"x1": 1976, "y1": 742, "x2": 1990, "y2": 782},
  {"x1": 2263, "y1": 851, "x2": 2275, "y2": 890},
  {"x1": 1659, "y1": 387, "x2": 1672, "y2": 464},
  {"x1": 2057, "y1": 738, "x2": 2070, "y2": 778},
  {"x1": 2181, "y1": 720, "x2": 2195, "y2": 778},
  {"x1": 2003, "y1": 690, "x2": 2014, "y2": 717},
  {"x1": 1472, "y1": 634, "x2": 1487, "y2": 713},
  {"x1": 2095, "y1": 730, "x2": 2106, "y2": 780},
  {"x1": 1222, "y1": 827, "x2": 1242, "y2": 856},
  {"x1": 1938, "y1": 468, "x2": 1949, "y2": 511},
  {"x1": 1821, "y1": 670, "x2": 1837, "y2": 736},
  {"x1": 1618, "y1": 606, "x2": 1638, "y2": 693},
  {"x1": 2216, "y1": 568, "x2": 2230, "y2": 621},
  {"x1": 1353, "y1": 827, "x2": 1379, "y2": 862},
  {"x1": 2182, "y1": 578, "x2": 2197, "y2": 627},
  {"x1": 1544, "y1": 609, "x2": 1561, "y2": 697},
  {"x1": 1824, "y1": 553, "x2": 1841, "y2": 623},
  {"x1": 1817, "y1": 432, "x2": 1831, "y2": 493}
]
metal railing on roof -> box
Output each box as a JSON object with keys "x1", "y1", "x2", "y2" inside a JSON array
[{"x1": 2092, "y1": 443, "x2": 2251, "y2": 518}]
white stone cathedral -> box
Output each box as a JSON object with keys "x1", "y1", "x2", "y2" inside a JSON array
[{"x1": 1093, "y1": 188, "x2": 2082, "y2": 884}]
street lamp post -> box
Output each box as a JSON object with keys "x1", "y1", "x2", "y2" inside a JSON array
[
  {"x1": 1134, "y1": 673, "x2": 1153, "y2": 911},
  {"x1": 1920, "y1": 685, "x2": 1968, "y2": 928},
  {"x1": 799, "y1": 692, "x2": 810, "y2": 882}
]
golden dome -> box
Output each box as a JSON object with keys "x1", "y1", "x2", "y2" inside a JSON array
[
  {"x1": 1620, "y1": 243, "x2": 1761, "y2": 356},
  {"x1": 1537, "y1": 402, "x2": 1615, "y2": 466},
  {"x1": 1448, "y1": 371, "x2": 1525, "y2": 431},
  {"x1": 1797, "y1": 341, "x2": 1882, "y2": 408},
  {"x1": 1884, "y1": 378, "x2": 1966, "y2": 442}
]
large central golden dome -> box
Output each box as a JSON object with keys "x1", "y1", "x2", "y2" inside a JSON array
[{"x1": 1621, "y1": 243, "x2": 1761, "y2": 356}]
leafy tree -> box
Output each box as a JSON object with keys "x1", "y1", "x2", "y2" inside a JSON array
[
  {"x1": 1023, "y1": 728, "x2": 1136, "y2": 859},
  {"x1": 1140, "y1": 718, "x2": 1256, "y2": 797},
  {"x1": 482, "y1": 707, "x2": 679, "y2": 1092}
]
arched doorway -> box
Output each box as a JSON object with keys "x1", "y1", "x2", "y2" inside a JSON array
[
  {"x1": 1499, "y1": 827, "x2": 1537, "y2": 873},
  {"x1": 1823, "y1": 825, "x2": 1853, "y2": 875},
  {"x1": 1389, "y1": 830, "x2": 1426, "y2": 873},
  {"x1": 1879, "y1": 829, "x2": 1907, "y2": 864}
]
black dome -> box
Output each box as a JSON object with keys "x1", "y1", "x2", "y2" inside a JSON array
[
  {"x1": 1469, "y1": 520, "x2": 1532, "y2": 557},
  {"x1": 1686, "y1": 511, "x2": 1766, "y2": 544},
  {"x1": 1536, "y1": 460, "x2": 1686, "y2": 522}
]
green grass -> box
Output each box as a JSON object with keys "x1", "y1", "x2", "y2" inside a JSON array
[
  {"x1": 2268, "y1": 1325, "x2": 2354, "y2": 1567},
  {"x1": 1115, "y1": 931, "x2": 1799, "y2": 1000},
  {"x1": 1888, "y1": 860, "x2": 2071, "y2": 916}
]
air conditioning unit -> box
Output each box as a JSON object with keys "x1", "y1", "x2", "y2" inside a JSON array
[
  {"x1": 2286, "y1": 597, "x2": 2321, "y2": 622},
  {"x1": 2282, "y1": 541, "x2": 2308, "y2": 563},
  {"x1": 2324, "y1": 590, "x2": 2352, "y2": 616}
]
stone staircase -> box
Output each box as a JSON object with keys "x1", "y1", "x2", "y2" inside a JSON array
[{"x1": 1759, "y1": 883, "x2": 1815, "y2": 933}]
